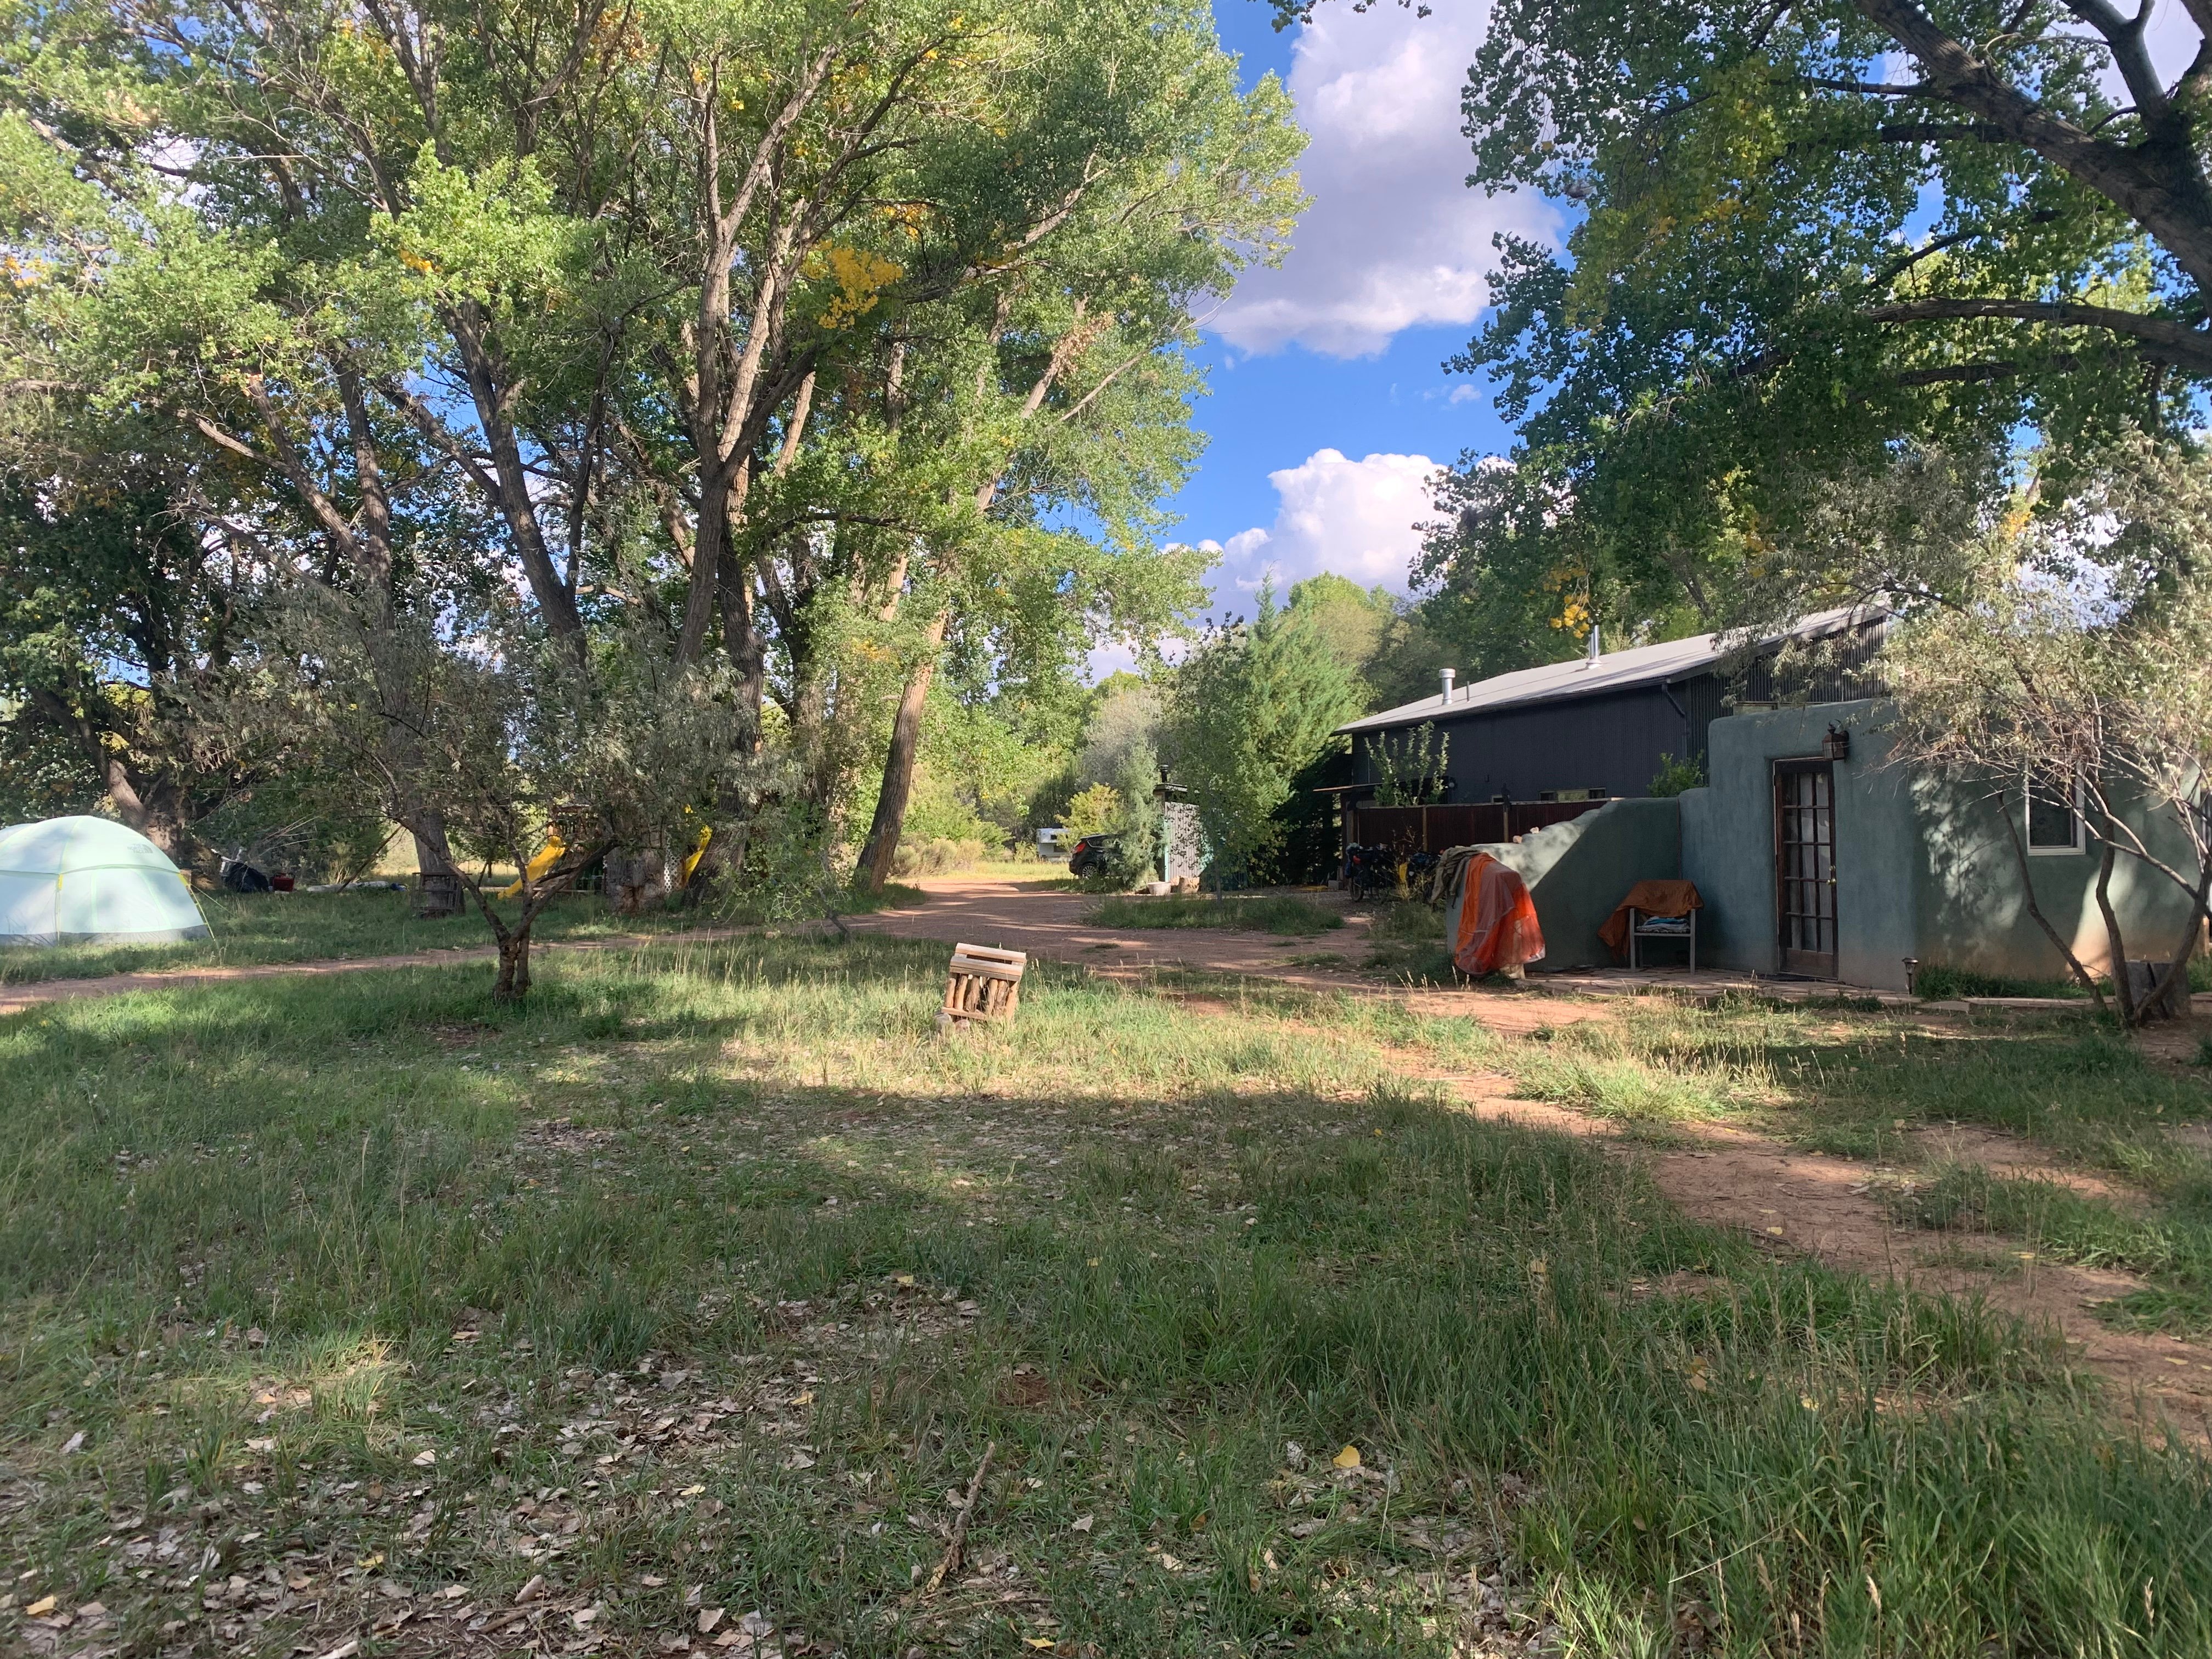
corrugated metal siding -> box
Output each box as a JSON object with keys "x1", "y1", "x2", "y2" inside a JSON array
[
  {"x1": 1345, "y1": 653, "x2": 1880, "y2": 803},
  {"x1": 1353, "y1": 680, "x2": 1712, "y2": 802},
  {"x1": 1347, "y1": 622, "x2": 1886, "y2": 799}
]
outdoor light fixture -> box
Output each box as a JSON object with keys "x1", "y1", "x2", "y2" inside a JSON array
[{"x1": 1822, "y1": 724, "x2": 1852, "y2": 761}]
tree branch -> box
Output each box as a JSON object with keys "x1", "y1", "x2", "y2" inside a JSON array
[{"x1": 1863, "y1": 296, "x2": 2212, "y2": 371}]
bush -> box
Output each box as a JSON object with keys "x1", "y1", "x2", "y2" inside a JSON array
[
  {"x1": 1062, "y1": 783, "x2": 1122, "y2": 839},
  {"x1": 1649, "y1": 751, "x2": 1707, "y2": 797},
  {"x1": 890, "y1": 836, "x2": 989, "y2": 877}
]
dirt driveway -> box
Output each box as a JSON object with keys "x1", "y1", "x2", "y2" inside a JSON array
[{"x1": 847, "y1": 873, "x2": 1377, "y2": 988}]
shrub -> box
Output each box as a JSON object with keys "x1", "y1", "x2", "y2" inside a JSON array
[{"x1": 890, "y1": 836, "x2": 989, "y2": 877}]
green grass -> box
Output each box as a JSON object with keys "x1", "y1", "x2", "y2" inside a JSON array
[
  {"x1": 1361, "y1": 901, "x2": 1456, "y2": 983},
  {"x1": 1084, "y1": 894, "x2": 1342, "y2": 935},
  {"x1": 1893, "y1": 1164, "x2": 2212, "y2": 1335},
  {"x1": 1498, "y1": 995, "x2": 2212, "y2": 1175},
  {"x1": 0, "y1": 888, "x2": 690, "y2": 986},
  {"x1": 1915, "y1": 952, "x2": 2212, "y2": 998},
  {"x1": 0, "y1": 881, "x2": 926, "y2": 986},
  {"x1": 3, "y1": 939, "x2": 2212, "y2": 1655},
  {"x1": 1910, "y1": 964, "x2": 2091, "y2": 1001}
]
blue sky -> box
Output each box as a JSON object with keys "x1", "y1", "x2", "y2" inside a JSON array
[{"x1": 1149, "y1": 0, "x2": 1560, "y2": 631}]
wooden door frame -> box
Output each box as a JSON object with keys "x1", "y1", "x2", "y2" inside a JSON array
[{"x1": 1772, "y1": 758, "x2": 1839, "y2": 980}]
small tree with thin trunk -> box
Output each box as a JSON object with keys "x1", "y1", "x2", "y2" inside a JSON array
[
  {"x1": 1878, "y1": 444, "x2": 2212, "y2": 1025},
  {"x1": 234, "y1": 595, "x2": 745, "y2": 1001}
]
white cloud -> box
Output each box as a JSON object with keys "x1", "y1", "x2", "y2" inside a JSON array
[
  {"x1": 1214, "y1": 448, "x2": 1441, "y2": 596},
  {"x1": 1212, "y1": 3, "x2": 1560, "y2": 358}
]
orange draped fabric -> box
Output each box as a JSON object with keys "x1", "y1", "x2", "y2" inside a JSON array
[
  {"x1": 1452, "y1": 853, "x2": 1545, "y2": 977},
  {"x1": 1596, "y1": 878, "x2": 1703, "y2": 958}
]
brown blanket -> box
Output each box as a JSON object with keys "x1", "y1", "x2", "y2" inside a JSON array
[{"x1": 1598, "y1": 879, "x2": 1703, "y2": 957}]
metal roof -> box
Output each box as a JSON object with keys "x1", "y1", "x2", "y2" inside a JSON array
[{"x1": 1336, "y1": 608, "x2": 1868, "y2": 736}]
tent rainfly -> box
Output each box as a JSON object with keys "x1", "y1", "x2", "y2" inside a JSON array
[{"x1": 0, "y1": 816, "x2": 211, "y2": 947}]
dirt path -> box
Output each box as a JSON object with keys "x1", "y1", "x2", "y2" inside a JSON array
[
  {"x1": 0, "y1": 875, "x2": 1377, "y2": 1020},
  {"x1": 1193, "y1": 1012, "x2": 2212, "y2": 1427},
  {"x1": 847, "y1": 873, "x2": 1383, "y2": 992}
]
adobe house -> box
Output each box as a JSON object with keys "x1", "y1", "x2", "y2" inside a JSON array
[{"x1": 1345, "y1": 622, "x2": 2199, "y2": 992}]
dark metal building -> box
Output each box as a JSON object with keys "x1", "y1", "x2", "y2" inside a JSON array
[{"x1": 1338, "y1": 610, "x2": 1884, "y2": 804}]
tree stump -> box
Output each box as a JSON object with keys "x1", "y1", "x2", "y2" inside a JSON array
[{"x1": 938, "y1": 943, "x2": 1026, "y2": 1031}]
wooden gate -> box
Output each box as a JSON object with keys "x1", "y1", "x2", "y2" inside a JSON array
[{"x1": 1773, "y1": 760, "x2": 1838, "y2": 978}]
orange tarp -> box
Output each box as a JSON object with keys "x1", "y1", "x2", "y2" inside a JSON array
[
  {"x1": 1597, "y1": 878, "x2": 1703, "y2": 958},
  {"x1": 1452, "y1": 853, "x2": 1545, "y2": 977}
]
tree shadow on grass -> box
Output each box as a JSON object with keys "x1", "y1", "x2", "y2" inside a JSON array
[{"x1": 5, "y1": 947, "x2": 2212, "y2": 1655}]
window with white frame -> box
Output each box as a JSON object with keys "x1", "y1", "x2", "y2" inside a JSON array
[{"x1": 2025, "y1": 772, "x2": 2084, "y2": 855}]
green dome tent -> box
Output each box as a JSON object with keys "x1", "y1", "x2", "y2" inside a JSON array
[{"x1": 0, "y1": 816, "x2": 211, "y2": 947}]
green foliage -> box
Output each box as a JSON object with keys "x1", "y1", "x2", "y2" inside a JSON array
[
  {"x1": 1647, "y1": 752, "x2": 1706, "y2": 798},
  {"x1": 1063, "y1": 784, "x2": 1123, "y2": 840},
  {"x1": 1364, "y1": 721, "x2": 1451, "y2": 807},
  {"x1": 1426, "y1": 0, "x2": 2212, "y2": 641},
  {"x1": 0, "y1": 0, "x2": 1306, "y2": 933},
  {"x1": 190, "y1": 776, "x2": 392, "y2": 885},
  {"x1": 0, "y1": 470, "x2": 264, "y2": 855},
  {"x1": 1162, "y1": 589, "x2": 1358, "y2": 889},
  {"x1": 1285, "y1": 573, "x2": 1458, "y2": 714}
]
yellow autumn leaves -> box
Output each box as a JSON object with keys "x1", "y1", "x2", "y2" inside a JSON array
[{"x1": 811, "y1": 244, "x2": 905, "y2": 330}]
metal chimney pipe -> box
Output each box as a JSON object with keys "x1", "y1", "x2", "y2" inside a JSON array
[
  {"x1": 1439, "y1": 667, "x2": 1456, "y2": 701},
  {"x1": 1586, "y1": 622, "x2": 1602, "y2": 662}
]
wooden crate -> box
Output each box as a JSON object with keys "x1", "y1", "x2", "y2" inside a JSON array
[{"x1": 939, "y1": 943, "x2": 1026, "y2": 1028}]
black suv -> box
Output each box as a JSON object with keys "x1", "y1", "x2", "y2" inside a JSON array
[{"x1": 1067, "y1": 833, "x2": 1119, "y2": 878}]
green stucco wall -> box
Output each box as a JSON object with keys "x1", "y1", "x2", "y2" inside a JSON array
[
  {"x1": 1465, "y1": 797, "x2": 1683, "y2": 972},
  {"x1": 1680, "y1": 700, "x2": 1919, "y2": 989},
  {"x1": 1430, "y1": 698, "x2": 2198, "y2": 990},
  {"x1": 1681, "y1": 700, "x2": 2198, "y2": 989},
  {"x1": 1909, "y1": 758, "x2": 2199, "y2": 982}
]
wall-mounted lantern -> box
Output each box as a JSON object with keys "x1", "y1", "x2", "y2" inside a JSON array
[{"x1": 1822, "y1": 724, "x2": 1852, "y2": 762}]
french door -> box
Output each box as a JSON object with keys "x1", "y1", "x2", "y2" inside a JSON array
[{"x1": 1773, "y1": 760, "x2": 1838, "y2": 979}]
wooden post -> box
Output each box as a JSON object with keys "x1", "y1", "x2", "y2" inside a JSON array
[{"x1": 939, "y1": 943, "x2": 1026, "y2": 1031}]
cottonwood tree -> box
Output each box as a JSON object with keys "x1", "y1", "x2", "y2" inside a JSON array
[
  {"x1": 586, "y1": 0, "x2": 1298, "y2": 885},
  {"x1": 1418, "y1": 0, "x2": 2212, "y2": 648},
  {"x1": 0, "y1": 0, "x2": 641, "y2": 900}
]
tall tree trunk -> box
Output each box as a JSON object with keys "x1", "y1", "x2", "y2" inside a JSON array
[
  {"x1": 855, "y1": 608, "x2": 948, "y2": 892},
  {"x1": 411, "y1": 822, "x2": 464, "y2": 917},
  {"x1": 718, "y1": 539, "x2": 769, "y2": 751}
]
